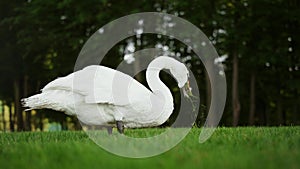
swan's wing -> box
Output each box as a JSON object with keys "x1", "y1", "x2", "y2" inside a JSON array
[
  {"x1": 42, "y1": 66, "x2": 96, "y2": 95},
  {"x1": 84, "y1": 66, "x2": 152, "y2": 105},
  {"x1": 42, "y1": 65, "x2": 152, "y2": 106}
]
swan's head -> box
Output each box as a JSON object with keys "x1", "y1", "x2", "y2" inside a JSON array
[
  {"x1": 170, "y1": 63, "x2": 189, "y2": 88},
  {"x1": 170, "y1": 62, "x2": 193, "y2": 98}
]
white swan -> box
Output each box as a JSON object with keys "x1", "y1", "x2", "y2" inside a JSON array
[{"x1": 22, "y1": 56, "x2": 192, "y2": 133}]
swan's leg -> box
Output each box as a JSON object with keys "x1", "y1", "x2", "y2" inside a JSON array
[
  {"x1": 106, "y1": 126, "x2": 113, "y2": 135},
  {"x1": 116, "y1": 121, "x2": 124, "y2": 134}
]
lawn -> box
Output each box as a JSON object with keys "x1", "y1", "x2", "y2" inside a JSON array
[{"x1": 0, "y1": 127, "x2": 299, "y2": 169}]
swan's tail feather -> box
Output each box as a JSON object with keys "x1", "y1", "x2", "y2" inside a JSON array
[
  {"x1": 21, "y1": 94, "x2": 51, "y2": 111},
  {"x1": 21, "y1": 90, "x2": 77, "y2": 115}
]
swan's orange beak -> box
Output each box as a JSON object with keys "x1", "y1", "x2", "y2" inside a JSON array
[{"x1": 183, "y1": 80, "x2": 192, "y2": 98}]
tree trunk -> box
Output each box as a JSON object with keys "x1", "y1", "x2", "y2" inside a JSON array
[
  {"x1": 248, "y1": 73, "x2": 256, "y2": 125},
  {"x1": 293, "y1": 104, "x2": 299, "y2": 125},
  {"x1": 14, "y1": 79, "x2": 24, "y2": 131},
  {"x1": 38, "y1": 112, "x2": 43, "y2": 131},
  {"x1": 1, "y1": 102, "x2": 5, "y2": 131},
  {"x1": 23, "y1": 75, "x2": 32, "y2": 131},
  {"x1": 263, "y1": 103, "x2": 269, "y2": 126},
  {"x1": 204, "y1": 64, "x2": 213, "y2": 126},
  {"x1": 277, "y1": 100, "x2": 283, "y2": 125},
  {"x1": 73, "y1": 117, "x2": 82, "y2": 130},
  {"x1": 9, "y1": 103, "x2": 14, "y2": 131},
  {"x1": 205, "y1": 68, "x2": 211, "y2": 112},
  {"x1": 232, "y1": 52, "x2": 240, "y2": 126}
]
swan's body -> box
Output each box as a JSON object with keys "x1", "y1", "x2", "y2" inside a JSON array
[{"x1": 22, "y1": 56, "x2": 190, "y2": 132}]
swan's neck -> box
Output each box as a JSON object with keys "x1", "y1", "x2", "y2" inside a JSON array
[{"x1": 146, "y1": 57, "x2": 177, "y2": 123}]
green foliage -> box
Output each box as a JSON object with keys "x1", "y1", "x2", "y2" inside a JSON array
[{"x1": 0, "y1": 127, "x2": 299, "y2": 169}]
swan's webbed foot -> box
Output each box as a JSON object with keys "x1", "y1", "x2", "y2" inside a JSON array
[{"x1": 116, "y1": 121, "x2": 124, "y2": 134}]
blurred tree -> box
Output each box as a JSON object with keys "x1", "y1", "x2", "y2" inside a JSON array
[
  {"x1": 213, "y1": 0, "x2": 251, "y2": 126},
  {"x1": 0, "y1": 0, "x2": 299, "y2": 131},
  {"x1": 0, "y1": 0, "x2": 26, "y2": 131}
]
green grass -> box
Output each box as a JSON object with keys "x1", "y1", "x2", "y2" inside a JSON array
[{"x1": 0, "y1": 127, "x2": 299, "y2": 169}]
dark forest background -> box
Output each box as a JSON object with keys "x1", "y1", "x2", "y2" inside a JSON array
[{"x1": 0, "y1": 0, "x2": 299, "y2": 131}]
